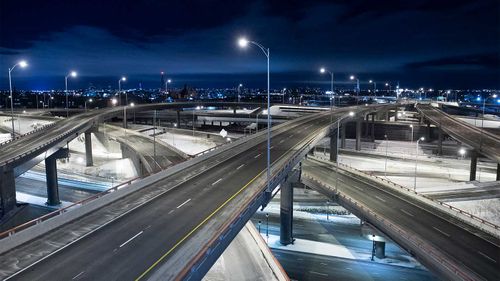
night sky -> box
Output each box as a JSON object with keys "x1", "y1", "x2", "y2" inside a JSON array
[{"x1": 1, "y1": 0, "x2": 499, "y2": 90}]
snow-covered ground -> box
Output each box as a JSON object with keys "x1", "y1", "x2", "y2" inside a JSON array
[
  {"x1": 314, "y1": 139, "x2": 499, "y2": 225},
  {"x1": 457, "y1": 117, "x2": 500, "y2": 129},
  {"x1": 157, "y1": 132, "x2": 220, "y2": 155},
  {"x1": 259, "y1": 199, "x2": 423, "y2": 269},
  {"x1": 0, "y1": 115, "x2": 53, "y2": 136}
]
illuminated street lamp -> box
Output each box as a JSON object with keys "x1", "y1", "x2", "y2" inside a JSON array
[
  {"x1": 350, "y1": 75, "x2": 360, "y2": 103},
  {"x1": 369, "y1": 80, "x2": 377, "y2": 99},
  {"x1": 193, "y1": 105, "x2": 201, "y2": 138},
  {"x1": 385, "y1": 82, "x2": 391, "y2": 93},
  {"x1": 335, "y1": 111, "x2": 355, "y2": 189},
  {"x1": 238, "y1": 36, "x2": 272, "y2": 193},
  {"x1": 414, "y1": 137, "x2": 425, "y2": 191},
  {"x1": 111, "y1": 98, "x2": 118, "y2": 106},
  {"x1": 65, "y1": 70, "x2": 77, "y2": 118},
  {"x1": 166, "y1": 79, "x2": 172, "y2": 100},
  {"x1": 459, "y1": 147, "x2": 466, "y2": 159},
  {"x1": 8, "y1": 60, "x2": 28, "y2": 137},
  {"x1": 118, "y1": 76, "x2": 127, "y2": 106},
  {"x1": 84, "y1": 98, "x2": 93, "y2": 112},
  {"x1": 237, "y1": 83, "x2": 243, "y2": 102},
  {"x1": 320, "y1": 67, "x2": 334, "y2": 93}
]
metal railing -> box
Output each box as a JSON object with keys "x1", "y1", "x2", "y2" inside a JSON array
[{"x1": 0, "y1": 177, "x2": 140, "y2": 239}]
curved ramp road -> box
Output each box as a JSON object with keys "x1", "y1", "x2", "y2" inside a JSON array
[{"x1": 416, "y1": 104, "x2": 500, "y2": 162}]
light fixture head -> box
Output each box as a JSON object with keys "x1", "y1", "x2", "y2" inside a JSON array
[
  {"x1": 350, "y1": 75, "x2": 355, "y2": 80},
  {"x1": 130, "y1": 102, "x2": 135, "y2": 107},
  {"x1": 121, "y1": 77, "x2": 127, "y2": 81},
  {"x1": 88, "y1": 98, "x2": 93, "y2": 102},
  {"x1": 19, "y1": 60, "x2": 28, "y2": 68},
  {"x1": 459, "y1": 148, "x2": 466, "y2": 155},
  {"x1": 111, "y1": 98, "x2": 117, "y2": 105},
  {"x1": 420, "y1": 137, "x2": 425, "y2": 141},
  {"x1": 238, "y1": 37, "x2": 249, "y2": 48},
  {"x1": 70, "y1": 71, "x2": 77, "y2": 77},
  {"x1": 167, "y1": 79, "x2": 171, "y2": 83},
  {"x1": 369, "y1": 80, "x2": 373, "y2": 83},
  {"x1": 348, "y1": 111, "x2": 355, "y2": 117},
  {"x1": 320, "y1": 67, "x2": 326, "y2": 73}
]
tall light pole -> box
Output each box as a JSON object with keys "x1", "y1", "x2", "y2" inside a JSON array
[
  {"x1": 479, "y1": 94, "x2": 497, "y2": 151},
  {"x1": 409, "y1": 124, "x2": 414, "y2": 143},
  {"x1": 85, "y1": 98, "x2": 93, "y2": 112},
  {"x1": 320, "y1": 67, "x2": 334, "y2": 93},
  {"x1": 350, "y1": 75, "x2": 359, "y2": 104},
  {"x1": 65, "y1": 71, "x2": 77, "y2": 118},
  {"x1": 193, "y1": 106, "x2": 201, "y2": 138},
  {"x1": 385, "y1": 83, "x2": 391, "y2": 94},
  {"x1": 166, "y1": 79, "x2": 171, "y2": 101},
  {"x1": 335, "y1": 111, "x2": 355, "y2": 189},
  {"x1": 384, "y1": 134, "x2": 389, "y2": 177},
  {"x1": 238, "y1": 36, "x2": 272, "y2": 193},
  {"x1": 281, "y1": 88, "x2": 286, "y2": 104},
  {"x1": 8, "y1": 60, "x2": 28, "y2": 137},
  {"x1": 414, "y1": 137, "x2": 425, "y2": 191},
  {"x1": 369, "y1": 80, "x2": 377, "y2": 100},
  {"x1": 118, "y1": 76, "x2": 126, "y2": 106},
  {"x1": 237, "y1": 83, "x2": 243, "y2": 102}
]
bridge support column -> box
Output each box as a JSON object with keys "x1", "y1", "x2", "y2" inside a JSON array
[
  {"x1": 340, "y1": 124, "x2": 346, "y2": 149},
  {"x1": 385, "y1": 111, "x2": 390, "y2": 121},
  {"x1": 45, "y1": 148, "x2": 69, "y2": 206},
  {"x1": 394, "y1": 108, "x2": 398, "y2": 121},
  {"x1": 176, "y1": 110, "x2": 181, "y2": 127},
  {"x1": 470, "y1": 150, "x2": 478, "y2": 181},
  {"x1": 280, "y1": 176, "x2": 294, "y2": 245},
  {"x1": 371, "y1": 114, "x2": 375, "y2": 141},
  {"x1": 85, "y1": 132, "x2": 93, "y2": 167},
  {"x1": 497, "y1": 163, "x2": 500, "y2": 181},
  {"x1": 426, "y1": 122, "x2": 431, "y2": 142},
  {"x1": 0, "y1": 167, "x2": 16, "y2": 215},
  {"x1": 364, "y1": 115, "x2": 370, "y2": 137},
  {"x1": 356, "y1": 117, "x2": 362, "y2": 151},
  {"x1": 375, "y1": 241, "x2": 386, "y2": 258},
  {"x1": 330, "y1": 130, "x2": 338, "y2": 162},
  {"x1": 437, "y1": 128, "x2": 443, "y2": 156}
]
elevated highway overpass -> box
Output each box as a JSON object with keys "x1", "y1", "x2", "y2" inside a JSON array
[
  {"x1": 0, "y1": 104, "x2": 394, "y2": 280},
  {"x1": 416, "y1": 103, "x2": 500, "y2": 181},
  {"x1": 301, "y1": 156, "x2": 499, "y2": 281}
]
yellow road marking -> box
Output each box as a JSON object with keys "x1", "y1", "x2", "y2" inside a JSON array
[{"x1": 136, "y1": 115, "x2": 331, "y2": 280}]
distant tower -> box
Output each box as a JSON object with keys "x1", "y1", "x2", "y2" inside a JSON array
[{"x1": 160, "y1": 72, "x2": 165, "y2": 91}]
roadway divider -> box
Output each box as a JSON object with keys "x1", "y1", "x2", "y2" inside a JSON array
[
  {"x1": 310, "y1": 155, "x2": 500, "y2": 239},
  {"x1": 301, "y1": 173, "x2": 481, "y2": 281}
]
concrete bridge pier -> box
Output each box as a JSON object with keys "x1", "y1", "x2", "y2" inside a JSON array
[
  {"x1": 45, "y1": 148, "x2": 69, "y2": 206},
  {"x1": 280, "y1": 169, "x2": 299, "y2": 246},
  {"x1": 0, "y1": 167, "x2": 16, "y2": 216},
  {"x1": 329, "y1": 130, "x2": 338, "y2": 162},
  {"x1": 426, "y1": 121, "x2": 431, "y2": 142},
  {"x1": 375, "y1": 241, "x2": 386, "y2": 258},
  {"x1": 394, "y1": 107, "x2": 398, "y2": 122},
  {"x1": 497, "y1": 163, "x2": 500, "y2": 181},
  {"x1": 470, "y1": 150, "x2": 478, "y2": 181},
  {"x1": 385, "y1": 111, "x2": 390, "y2": 121},
  {"x1": 364, "y1": 115, "x2": 370, "y2": 137},
  {"x1": 356, "y1": 117, "x2": 362, "y2": 151},
  {"x1": 370, "y1": 114, "x2": 375, "y2": 141},
  {"x1": 176, "y1": 110, "x2": 181, "y2": 127},
  {"x1": 85, "y1": 131, "x2": 93, "y2": 167},
  {"x1": 340, "y1": 124, "x2": 346, "y2": 149}
]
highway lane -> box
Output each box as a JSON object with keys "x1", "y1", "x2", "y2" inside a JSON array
[
  {"x1": 303, "y1": 158, "x2": 500, "y2": 280},
  {"x1": 6, "y1": 107, "x2": 351, "y2": 280},
  {"x1": 272, "y1": 249, "x2": 437, "y2": 281}
]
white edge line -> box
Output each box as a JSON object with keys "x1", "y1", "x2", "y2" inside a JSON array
[
  {"x1": 211, "y1": 178, "x2": 223, "y2": 186},
  {"x1": 433, "y1": 226, "x2": 450, "y2": 237},
  {"x1": 176, "y1": 198, "x2": 191, "y2": 209},
  {"x1": 119, "y1": 231, "x2": 144, "y2": 248}
]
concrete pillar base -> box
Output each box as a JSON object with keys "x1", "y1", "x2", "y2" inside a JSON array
[
  {"x1": 375, "y1": 241, "x2": 385, "y2": 258},
  {"x1": 85, "y1": 132, "x2": 93, "y2": 167},
  {"x1": 470, "y1": 151, "x2": 478, "y2": 181},
  {"x1": 340, "y1": 125, "x2": 346, "y2": 149},
  {"x1": 280, "y1": 179, "x2": 294, "y2": 245},
  {"x1": 45, "y1": 148, "x2": 69, "y2": 206},
  {"x1": 329, "y1": 131, "x2": 338, "y2": 162},
  {"x1": 356, "y1": 117, "x2": 362, "y2": 151},
  {"x1": 0, "y1": 167, "x2": 16, "y2": 216}
]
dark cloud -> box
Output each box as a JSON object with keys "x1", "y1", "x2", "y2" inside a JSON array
[
  {"x1": 405, "y1": 53, "x2": 500, "y2": 70},
  {"x1": 0, "y1": 0, "x2": 499, "y2": 89}
]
